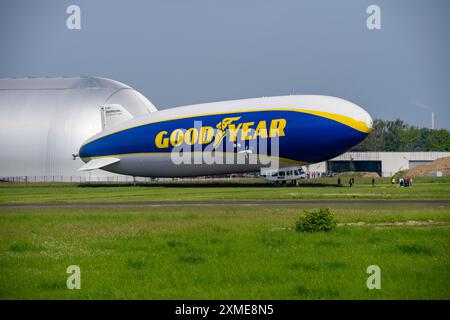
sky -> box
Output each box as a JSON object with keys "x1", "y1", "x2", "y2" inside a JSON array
[{"x1": 1, "y1": 0, "x2": 449, "y2": 129}]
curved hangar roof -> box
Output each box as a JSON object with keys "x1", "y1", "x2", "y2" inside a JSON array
[{"x1": 0, "y1": 77, "x2": 157, "y2": 180}]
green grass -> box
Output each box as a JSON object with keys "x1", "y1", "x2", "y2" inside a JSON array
[
  {"x1": 1, "y1": 204, "x2": 449, "y2": 299},
  {"x1": 1, "y1": 177, "x2": 450, "y2": 203}
]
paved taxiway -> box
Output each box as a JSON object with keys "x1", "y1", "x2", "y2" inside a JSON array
[{"x1": 1, "y1": 200, "x2": 449, "y2": 207}]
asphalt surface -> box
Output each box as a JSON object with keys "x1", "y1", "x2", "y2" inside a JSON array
[{"x1": 1, "y1": 200, "x2": 449, "y2": 207}]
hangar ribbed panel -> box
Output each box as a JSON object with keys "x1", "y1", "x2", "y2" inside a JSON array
[{"x1": 0, "y1": 77, "x2": 157, "y2": 181}]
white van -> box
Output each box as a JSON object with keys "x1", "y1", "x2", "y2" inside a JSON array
[{"x1": 261, "y1": 166, "x2": 307, "y2": 185}]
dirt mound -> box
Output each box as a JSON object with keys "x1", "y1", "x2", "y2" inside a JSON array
[
  {"x1": 404, "y1": 156, "x2": 450, "y2": 177},
  {"x1": 337, "y1": 171, "x2": 380, "y2": 178},
  {"x1": 362, "y1": 172, "x2": 380, "y2": 178}
]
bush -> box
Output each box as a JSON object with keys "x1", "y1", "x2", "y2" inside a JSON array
[{"x1": 295, "y1": 208, "x2": 337, "y2": 233}]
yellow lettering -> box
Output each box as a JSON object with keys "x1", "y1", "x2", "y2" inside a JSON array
[
  {"x1": 200, "y1": 126, "x2": 214, "y2": 144},
  {"x1": 184, "y1": 128, "x2": 199, "y2": 145},
  {"x1": 155, "y1": 117, "x2": 286, "y2": 149},
  {"x1": 155, "y1": 131, "x2": 169, "y2": 148},
  {"x1": 269, "y1": 119, "x2": 286, "y2": 137},
  {"x1": 170, "y1": 129, "x2": 184, "y2": 146},
  {"x1": 253, "y1": 120, "x2": 268, "y2": 139},
  {"x1": 228, "y1": 123, "x2": 243, "y2": 142},
  {"x1": 241, "y1": 122, "x2": 254, "y2": 140}
]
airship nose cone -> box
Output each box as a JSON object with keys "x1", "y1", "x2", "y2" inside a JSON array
[
  {"x1": 343, "y1": 99, "x2": 373, "y2": 145},
  {"x1": 359, "y1": 107, "x2": 373, "y2": 133},
  {"x1": 344, "y1": 99, "x2": 373, "y2": 134}
]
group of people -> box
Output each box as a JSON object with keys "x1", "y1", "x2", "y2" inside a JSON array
[
  {"x1": 391, "y1": 177, "x2": 413, "y2": 187},
  {"x1": 334, "y1": 176, "x2": 413, "y2": 188}
]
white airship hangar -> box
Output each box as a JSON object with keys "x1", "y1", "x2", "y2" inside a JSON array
[
  {"x1": 0, "y1": 77, "x2": 157, "y2": 182},
  {"x1": 0, "y1": 77, "x2": 448, "y2": 182}
]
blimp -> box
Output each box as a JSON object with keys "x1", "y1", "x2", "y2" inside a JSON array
[{"x1": 77, "y1": 95, "x2": 373, "y2": 178}]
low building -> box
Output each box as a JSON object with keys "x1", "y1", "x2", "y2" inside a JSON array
[{"x1": 308, "y1": 152, "x2": 450, "y2": 177}]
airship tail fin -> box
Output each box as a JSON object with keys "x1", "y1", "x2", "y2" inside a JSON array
[{"x1": 78, "y1": 157, "x2": 120, "y2": 171}]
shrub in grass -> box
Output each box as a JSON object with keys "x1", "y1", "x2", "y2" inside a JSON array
[{"x1": 295, "y1": 208, "x2": 336, "y2": 233}]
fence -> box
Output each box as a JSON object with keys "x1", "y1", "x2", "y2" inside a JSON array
[
  {"x1": 0, "y1": 174, "x2": 259, "y2": 184},
  {"x1": 0, "y1": 176, "x2": 154, "y2": 183}
]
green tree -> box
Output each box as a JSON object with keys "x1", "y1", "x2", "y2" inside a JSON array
[
  {"x1": 348, "y1": 157, "x2": 356, "y2": 171},
  {"x1": 351, "y1": 119, "x2": 450, "y2": 152}
]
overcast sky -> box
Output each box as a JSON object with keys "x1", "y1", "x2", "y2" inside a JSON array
[{"x1": 1, "y1": 0, "x2": 449, "y2": 129}]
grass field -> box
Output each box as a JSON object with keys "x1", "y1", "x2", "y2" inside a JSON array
[
  {"x1": 0, "y1": 178, "x2": 449, "y2": 299},
  {"x1": 1, "y1": 177, "x2": 450, "y2": 203}
]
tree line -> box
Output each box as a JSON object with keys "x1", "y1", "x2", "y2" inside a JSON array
[{"x1": 352, "y1": 119, "x2": 450, "y2": 152}]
